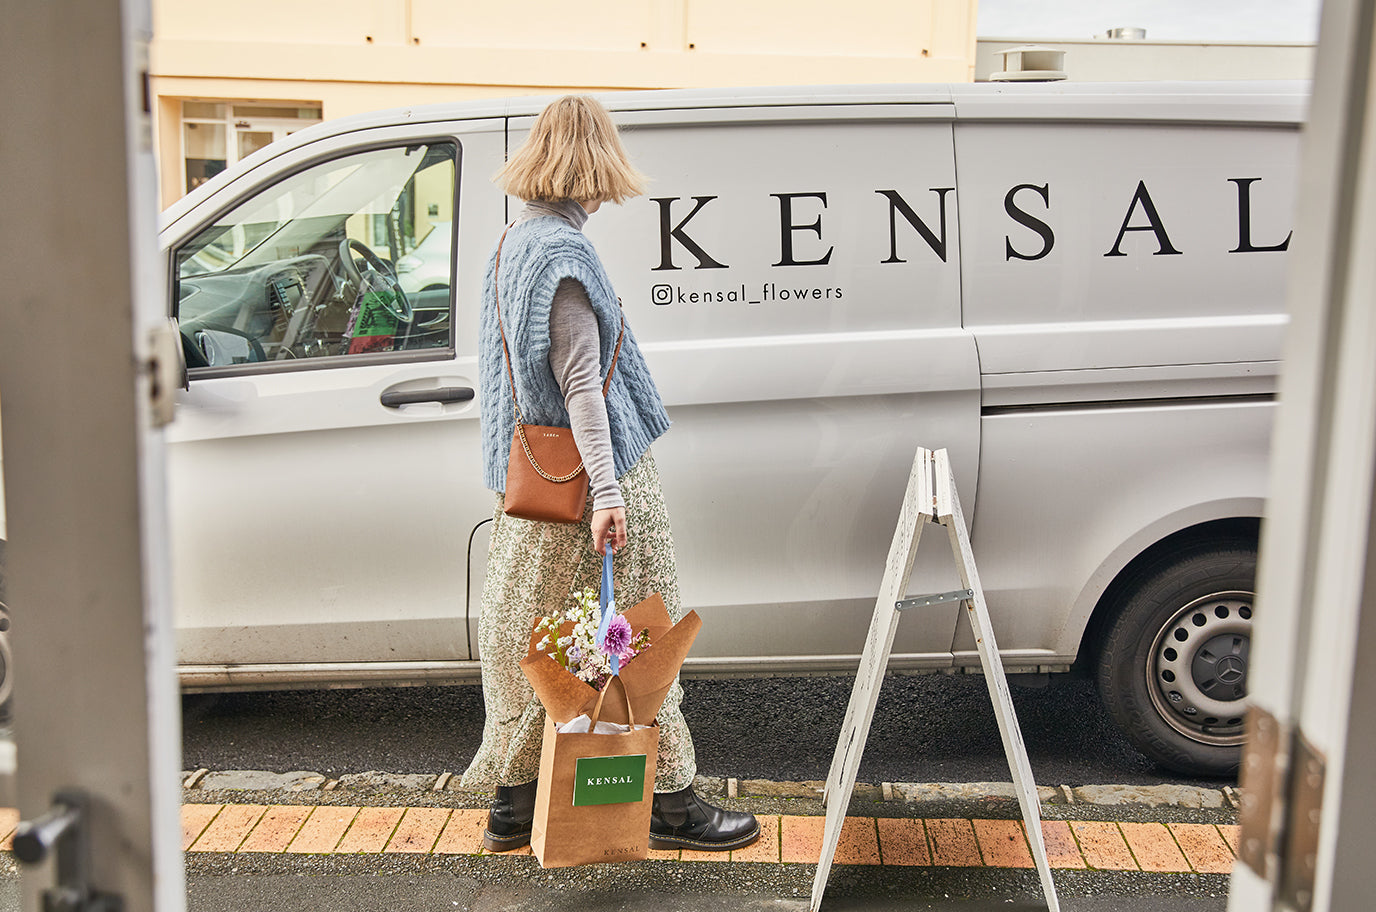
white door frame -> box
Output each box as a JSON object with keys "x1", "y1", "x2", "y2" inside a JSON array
[
  {"x1": 1230, "y1": 0, "x2": 1376, "y2": 909},
  {"x1": 0, "y1": 1, "x2": 184, "y2": 909}
]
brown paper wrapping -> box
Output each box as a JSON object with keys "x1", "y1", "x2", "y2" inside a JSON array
[{"x1": 519, "y1": 593, "x2": 701, "y2": 726}]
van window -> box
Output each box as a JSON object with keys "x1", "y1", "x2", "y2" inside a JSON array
[{"x1": 174, "y1": 142, "x2": 457, "y2": 369}]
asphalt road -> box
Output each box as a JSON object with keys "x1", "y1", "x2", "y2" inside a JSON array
[
  {"x1": 0, "y1": 862, "x2": 1231, "y2": 912},
  {"x1": 181, "y1": 673, "x2": 1230, "y2": 788},
  {"x1": 177, "y1": 870, "x2": 1227, "y2": 912}
]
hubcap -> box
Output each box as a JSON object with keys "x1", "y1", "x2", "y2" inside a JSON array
[{"x1": 1146, "y1": 591, "x2": 1252, "y2": 747}]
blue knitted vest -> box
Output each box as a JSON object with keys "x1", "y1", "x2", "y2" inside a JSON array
[{"x1": 480, "y1": 217, "x2": 671, "y2": 493}]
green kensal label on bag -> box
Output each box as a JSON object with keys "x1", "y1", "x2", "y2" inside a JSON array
[{"x1": 572, "y1": 754, "x2": 647, "y2": 806}]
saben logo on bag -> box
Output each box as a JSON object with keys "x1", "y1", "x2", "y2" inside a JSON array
[{"x1": 572, "y1": 754, "x2": 647, "y2": 806}]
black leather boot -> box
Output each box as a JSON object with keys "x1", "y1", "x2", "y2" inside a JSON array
[
  {"x1": 482, "y1": 779, "x2": 538, "y2": 851},
  {"x1": 649, "y1": 785, "x2": 760, "y2": 851}
]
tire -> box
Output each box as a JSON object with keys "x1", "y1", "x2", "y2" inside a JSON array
[{"x1": 1096, "y1": 541, "x2": 1255, "y2": 776}]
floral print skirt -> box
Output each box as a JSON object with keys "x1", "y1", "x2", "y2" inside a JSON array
[{"x1": 460, "y1": 450, "x2": 697, "y2": 792}]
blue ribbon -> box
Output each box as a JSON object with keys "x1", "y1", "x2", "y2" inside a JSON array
[{"x1": 596, "y1": 548, "x2": 619, "y2": 674}]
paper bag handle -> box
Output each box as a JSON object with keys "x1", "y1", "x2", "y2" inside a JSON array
[
  {"x1": 589, "y1": 678, "x2": 636, "y2": 730},
  {"x1": 595, "y1": 548, "x2": 620, "y2": 675}
]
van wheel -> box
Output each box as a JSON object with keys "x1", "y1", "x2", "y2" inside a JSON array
[
  {"x1": 0, "y1": 540, "x2": 10, "y2": 721},
  {"x1": 1096, "y1": 543, "x2": 1255, "y2": 776}
]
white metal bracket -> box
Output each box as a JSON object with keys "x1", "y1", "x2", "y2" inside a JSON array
[{"x1": 895, "y1": 589, "x2": 974, "y2": 611}]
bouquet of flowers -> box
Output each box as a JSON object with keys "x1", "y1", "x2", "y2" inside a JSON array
[
  {"x1": 534, "y1": 587, "x2": 651, "y2": 692},
  {"x1": 520, "y1": 571, "x2": 701, "y2": 729}
]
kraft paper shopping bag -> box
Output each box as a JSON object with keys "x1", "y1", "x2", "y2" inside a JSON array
[{"x1": 529, "y1": 683, "x2": 658, "y2": 867}]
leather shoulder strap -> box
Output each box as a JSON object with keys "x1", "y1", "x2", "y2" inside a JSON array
[
  {"x1": 602, "y1": 309, "x2": 626, "y2": 396},
  {"x1": 493, "y1": 224, "x2": 526, "y2": 423}
]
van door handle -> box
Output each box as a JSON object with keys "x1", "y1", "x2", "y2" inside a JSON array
[{"x1": 380, "y1": 386, "x2": 474, "y2": 408}]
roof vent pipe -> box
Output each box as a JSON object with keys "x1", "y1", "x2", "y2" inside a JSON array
[{"x1": 990, "y1": 45, "x2": 1068, "y2": 82}]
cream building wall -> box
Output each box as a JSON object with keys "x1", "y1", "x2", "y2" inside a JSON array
[{"x1": 150, "y1": 0, "x2": 978, "y2": 208}]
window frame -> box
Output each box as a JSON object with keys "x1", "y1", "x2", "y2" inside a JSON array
[
  {"x1": 172, "y1": 136, "x2": 463, "y2": 380},
  {"x1": 179, "y1": 100, "x2": 324, "y2": 197}
]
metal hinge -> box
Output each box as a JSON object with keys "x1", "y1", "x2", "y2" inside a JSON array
[
  {"x1": 1237, "y1": 706, "x2": 1326, "y2": 911},
  {"x1": 1280, "y1": 733, "x2": 1325, "y2": 910}
]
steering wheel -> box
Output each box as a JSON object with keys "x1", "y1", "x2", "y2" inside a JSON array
[{"x1": 338, "y1": 239, "x2": 413, "y2": 323}]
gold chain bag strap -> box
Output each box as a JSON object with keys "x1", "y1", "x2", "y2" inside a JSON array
[{"x1": 494, "y1": 223, "x2": 625, "y2": 523}]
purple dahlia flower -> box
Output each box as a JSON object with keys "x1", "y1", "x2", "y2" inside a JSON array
[{"x1": 603, "y1": 614, "x2": 634, "y2": 658}]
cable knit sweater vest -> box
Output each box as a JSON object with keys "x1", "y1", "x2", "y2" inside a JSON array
[{"x1": 480, "y1": 215, "x2": 671, "y2": 494}]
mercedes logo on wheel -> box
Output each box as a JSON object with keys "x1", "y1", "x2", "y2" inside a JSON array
[{"x1": 1215, "y1": 654, "x2": 1247, "y2": 685}]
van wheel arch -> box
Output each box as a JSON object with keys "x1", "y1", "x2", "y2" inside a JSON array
[{"x1": 1078, "y1": 518, "x2": 1259, "y2": 776}]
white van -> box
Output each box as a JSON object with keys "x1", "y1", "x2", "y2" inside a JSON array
[{"x1": 0, "y1": 82, "x2": 1303, "y2": 775}]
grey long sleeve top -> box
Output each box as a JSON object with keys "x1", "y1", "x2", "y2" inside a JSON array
[{"x1": 512, "y1": 199, "x2": 623, "y2": 511}]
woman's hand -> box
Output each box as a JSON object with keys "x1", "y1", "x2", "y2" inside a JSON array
[{"x1": 592, "y1": 507, "x2": 627, "y2": 555}]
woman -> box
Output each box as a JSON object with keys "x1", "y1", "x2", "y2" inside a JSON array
[{"x1": 461, "y1": 94, "x2": 759, "y2": 854}]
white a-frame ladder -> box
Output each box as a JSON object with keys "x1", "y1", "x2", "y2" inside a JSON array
[{"x1": 811, "y1": 448, "x2": 1060, "y2": 912}]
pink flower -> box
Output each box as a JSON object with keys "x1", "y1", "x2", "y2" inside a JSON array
[{"x1": 603, "y1": 614, "x2": 634, "y2": 658}]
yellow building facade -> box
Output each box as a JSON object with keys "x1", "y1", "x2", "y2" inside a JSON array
[{"x1": 150, "y1": 0, "x2": 978, "y2": 207}]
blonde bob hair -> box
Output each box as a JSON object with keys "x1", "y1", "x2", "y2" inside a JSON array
[{"x1": 496, "y1": 95, "x2": 646, "y2": 205}]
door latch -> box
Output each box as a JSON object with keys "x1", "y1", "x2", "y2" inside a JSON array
[
  {"x1": 14, "y1": 789, "x2": 124, "y2": 912},
  {"x1": 146, "y1": 318, "x2": 185, "y2": 429}
]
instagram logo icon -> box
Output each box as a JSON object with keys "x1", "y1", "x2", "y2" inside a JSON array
[{"x1": 651, "y1": 284, "x2": 673, "y2": 305}]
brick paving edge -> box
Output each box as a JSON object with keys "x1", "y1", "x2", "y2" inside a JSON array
[{"x1": 179, "y1": 769, "x2": 1238, "y2": 810}]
